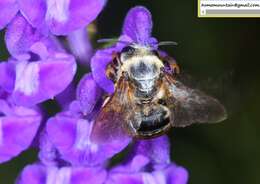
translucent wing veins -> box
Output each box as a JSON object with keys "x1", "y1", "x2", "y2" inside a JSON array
[{"x1": 165, "y1": 74, "x2": 227, "y2": 127}]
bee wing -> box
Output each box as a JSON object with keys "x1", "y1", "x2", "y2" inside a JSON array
[
  {"x1": 90, "y1": 76, "x2": 133, "y2": 144},
  {"x1": 165, "y1": 74, "x2": 227, "y2": 127}
]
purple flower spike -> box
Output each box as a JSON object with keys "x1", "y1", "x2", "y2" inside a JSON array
[
  {"x1": 76, "y1": 73, "x2": 102, "y2": 115},
  {"x1": 17, "y1": 164, "x2": 107, "y2": 184},
  {"x1": 0, "y1": 0, "x2": 18, "y2": 30},
  {"x1": 19, "y1": 0, "x2": 107, "y2": 35},
  {"x1": 46, "y1": 114, "x2": 130, "y2": 166},
  {"x1": 122, "y1": 6, "x2": 154, "y2": 46},
  {"x1": 12, "y1": 52, "x2": 76, "y2": 106},
  {"x1": 0, "y1": 100, "x2": 41, "y2": 163}
]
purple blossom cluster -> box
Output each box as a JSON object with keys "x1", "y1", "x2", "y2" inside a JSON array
[{"x1": 0, "y1": 1, "x2": 189, "y2": 183}]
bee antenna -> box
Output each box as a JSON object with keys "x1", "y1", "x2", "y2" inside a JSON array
[
  {"x1": 97, "y1": 38, "x2": 131, "y2": 45},
  {"x1": 158, "y1": 41, "x2": 178, "y2": 47},
  {"x1": 97, "y1": 38, "x2": 118, "y2": 43}
]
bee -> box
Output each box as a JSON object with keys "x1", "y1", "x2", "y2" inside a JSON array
[{"x1": 91, "y1": 43, "x2": 227, "y2": 143}]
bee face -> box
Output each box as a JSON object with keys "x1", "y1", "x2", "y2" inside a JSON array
[{"x1": 120, "y1": 45, "x2": 163, "y2": 94}]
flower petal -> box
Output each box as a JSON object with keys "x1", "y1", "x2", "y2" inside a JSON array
[
  {"x1": 0, "y1": 101, "x2": 41, "y2": 163},
  {"x1": 133, "y1": 136, "x2": 170, "y2": 165},
  {"x1": 108, "y1": 155, "x2": 149, "y2": 183},
  {"x1": 108, "y1": 159, "x2": 189, "y2": 184},
  {"x1": 55, "y1": 83, "x2": 76, "y2": 110},
  {"x1": 12, "y1": 53, "x2": 76, "y2": 106},
  {"x1": 17, "y1": 164, "x2": 46, "y2": 184},
  {"x1": 45, "y1": 0, "x2": 106, "y2": 35},
  {"x1": 5, "y1": 14, "x2": 43, "y2": 56},
  {"x1": 0, "y1": 0, "x2": 18, "y2": 30},
  {"x1": 67, "y1": 28, "x2": 93, "y2": 65},
  {"x1": 164, "y1": 165, "x2": 189, "y2": 184},
  {"x1": 38, "y1": 132, "x2": 57, "y2": 166},
  {"x1": 90, "y1": 47, "x2": 116, "y2": 94},
  {"x1": 111, "y1": 154, "x2": 150, "y2": 174},
  {"x1": 106, "y1": 173, "x2": 143, "y2": 184},
  {"x1": 0, "y1": 62, "x2": 15, "y2": 92},
  {"x1": 18, "y1": 0, "x2": 47, "y2": 32},
  {"x1": 122, "y1": 6, "x2": 153, "y2": 45},
  {"x1": 17, "y1": 164, "x2": 107, "y2": 184},
  {"x1": 46, "y1": 114, "x2": 130, "y2": 166},
  {"x1": 76, "y1": 73, "x2": 102, "y2": 115},
  {"x1": 5, "y1": 14, "x2": 62, "y2": 57},
  {"x1": 71, "y1": 166, "x2": 107, "y2": 184}
]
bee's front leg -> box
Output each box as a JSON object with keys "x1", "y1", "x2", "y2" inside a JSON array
[{"x1": 106, "y1": 52, "x2": 121, "y2": 82}]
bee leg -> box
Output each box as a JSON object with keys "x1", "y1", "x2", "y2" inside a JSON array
[{"x1": 106, "y1": 52, "x2": 121, "y2": 82}]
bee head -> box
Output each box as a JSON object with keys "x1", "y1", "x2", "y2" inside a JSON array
[{"x1": 120, "y1": 45, "x2": 164, "y2": 93}]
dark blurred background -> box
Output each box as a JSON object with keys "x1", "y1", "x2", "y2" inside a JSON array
[{"x1": 1, "y1": 0, "x2": 260, "y2": 184}]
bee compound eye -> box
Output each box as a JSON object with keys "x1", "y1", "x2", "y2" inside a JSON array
[{"x1": 121, "y1": 46, "x2": 135, "y2": 55}]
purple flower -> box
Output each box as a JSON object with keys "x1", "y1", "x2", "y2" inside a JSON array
[
  {"x1": 1, "y1": 51, "x2": 76, "y2": 107},
  {"x1": 131, "y1": 136, "x2": 171, "y2": 165},
  {"x1": 5, "y1": 14, "x2": 63, "y2": 57},
  {"x1": 18, "y1": 0, "x2": 107, "y2": 35},
  {"x1": 0, "y1": 0, "x2": 106, "y2": 35},
  {"x1": 41, "y1": 74, "x2": 130, "y2": 166},
  {"x1": 0, "y1": 10, "x2": 77, "y2": 164},
  {"x1": 45, "y1": 115, "x2": 125, "y2": 166},
  {"x1": 76, "y1": 74, "x2": 102, "y2": 115},
  {"x1": 0, "y1": 0, "x2": 19, "y2": 30},
  {"x1": 0, "y1": 62, "x2": 15, "y2": 93},
  {"x1": 17, "y1": 163, "x2": 107, "y2": 184},
  {"x1": 1, "y1": 15, "x2": 77, "y2": 106},
  {"x1": 122, "y1": 6, "x2": 158, "y2": 47},
  {"x1": 107, "y1": 137, "x2": 189, "y2": 184},
  {"x1": 91, "y1": 45, "x2": 123, "y2": 94},
  {"x1": 0, "y1": 100, "x2": 41, "y2": 163},
  {"x1": 107, "y1": 155, "x2": 188, "y2": 184}
]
